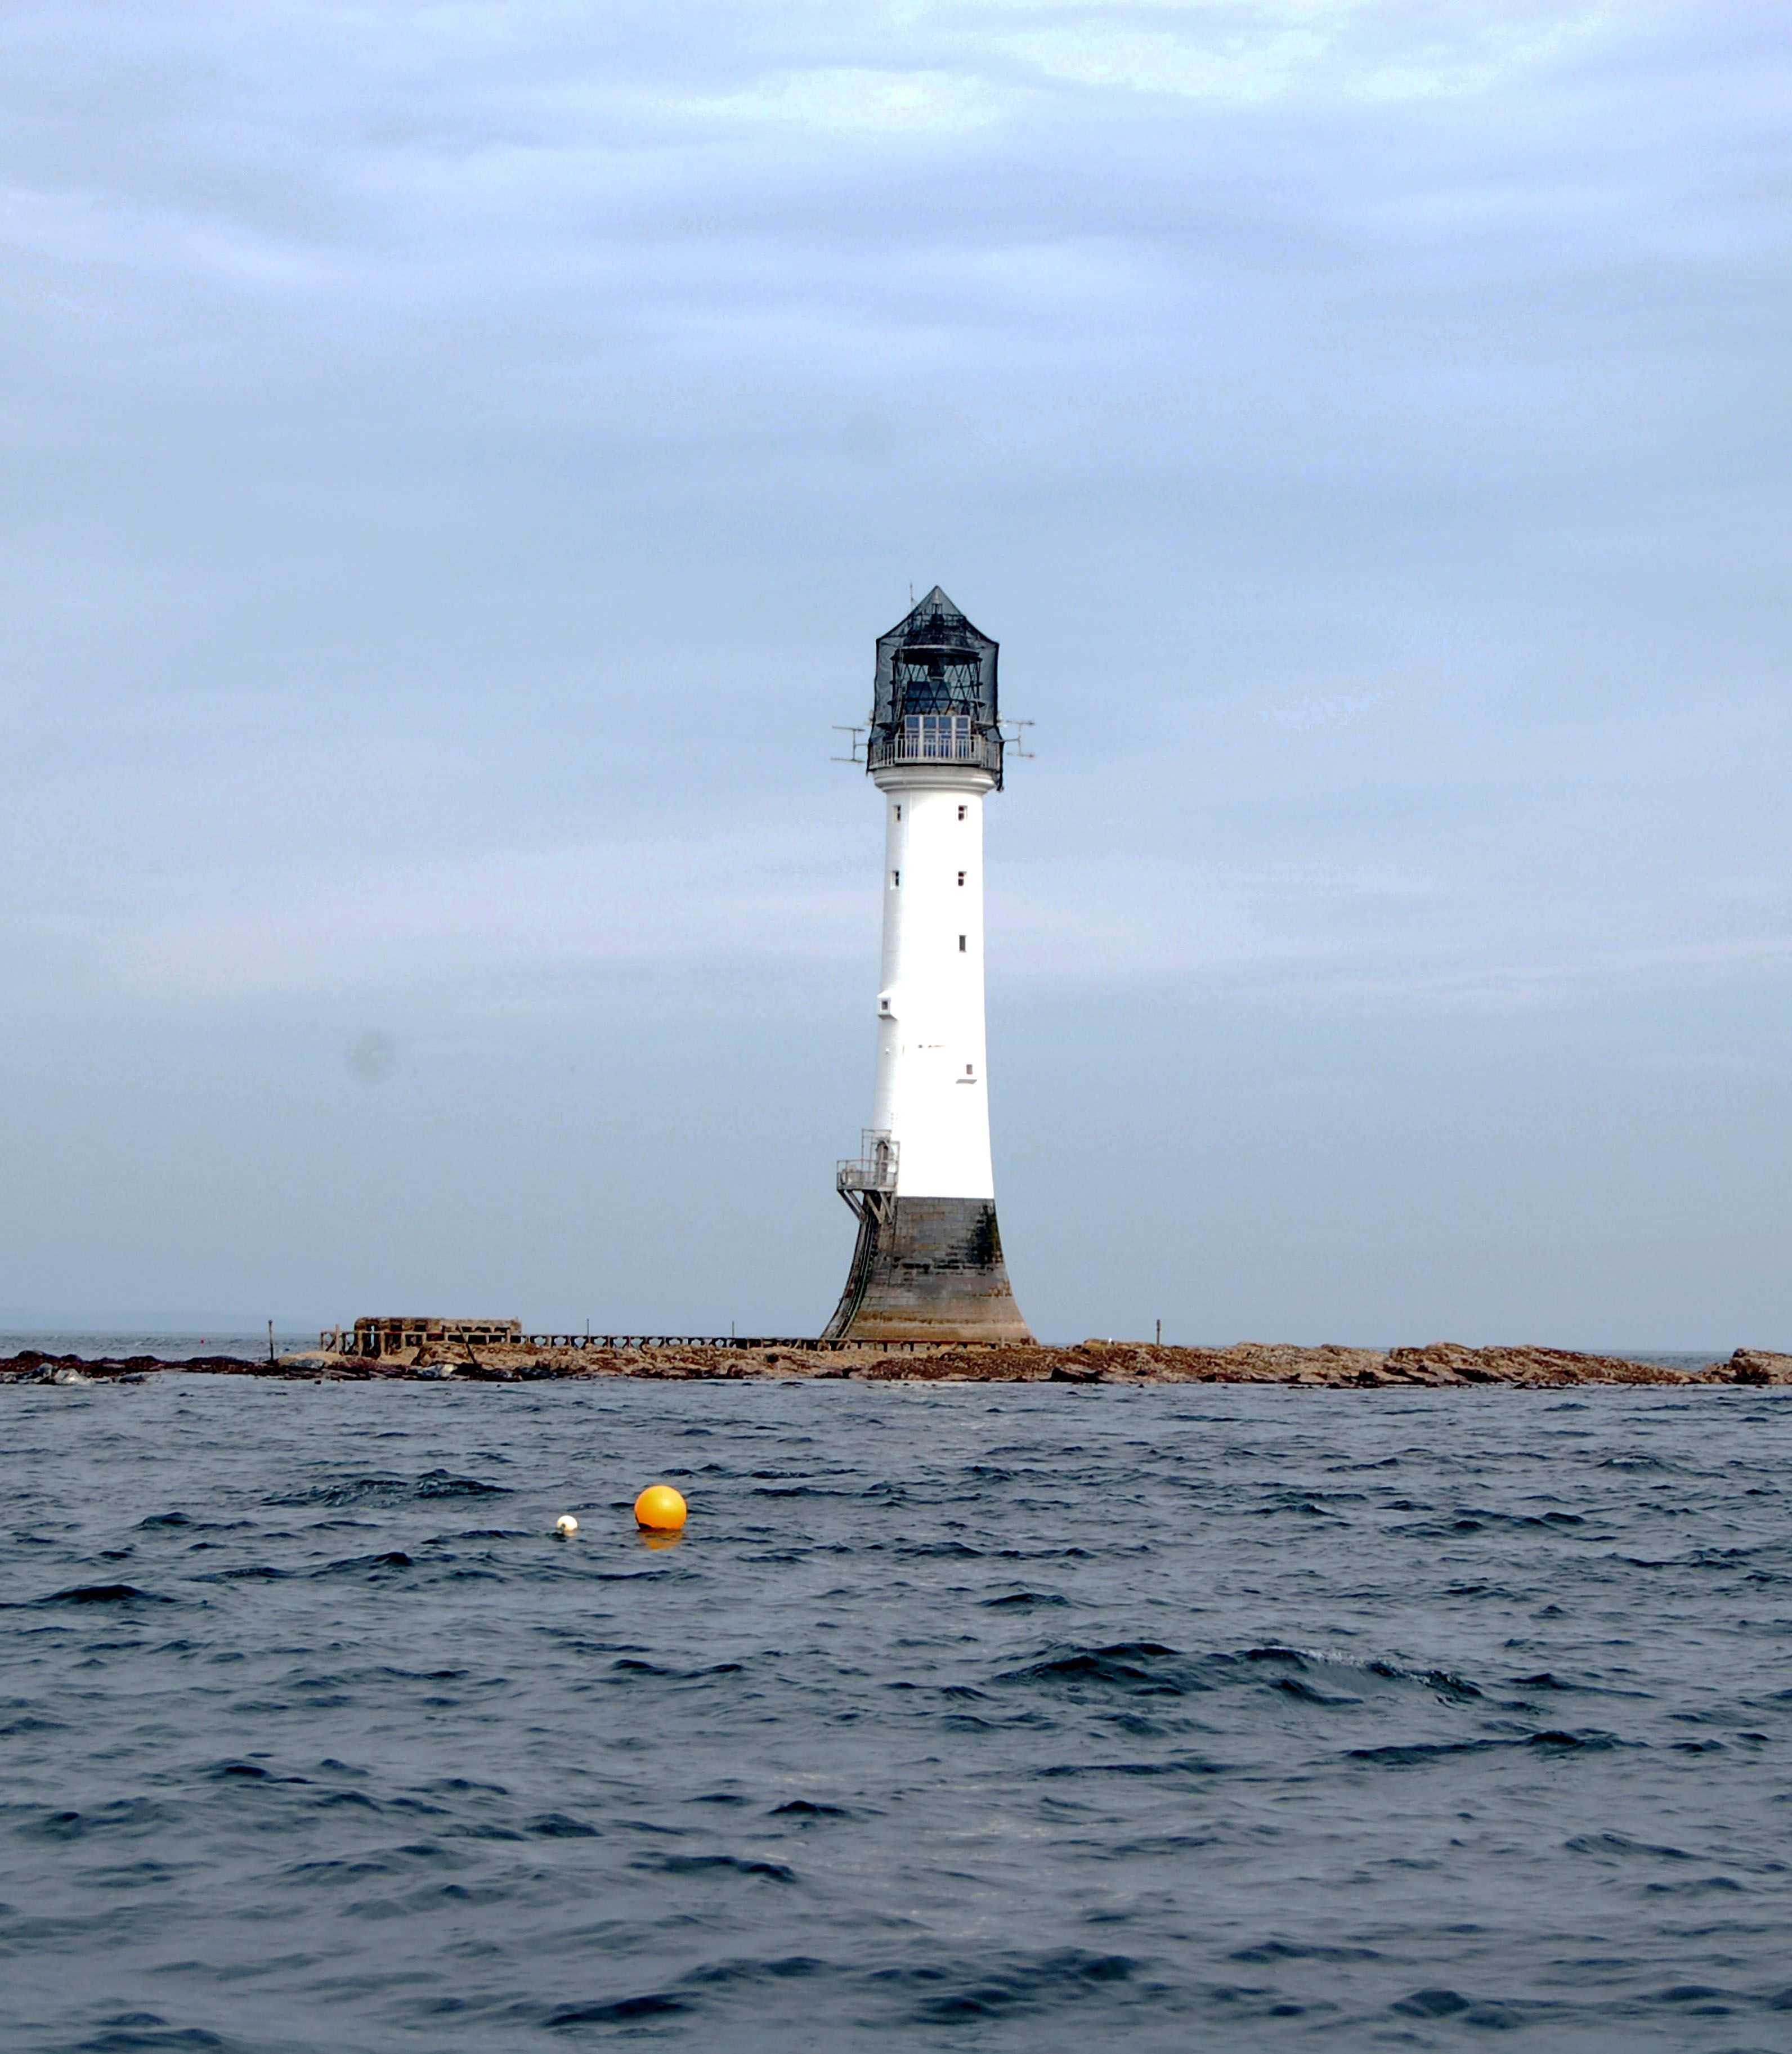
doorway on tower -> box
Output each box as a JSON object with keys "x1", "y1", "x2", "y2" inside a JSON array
[{"x1": 836, "y1": 1130, "x2": 898, "y2": 1218}]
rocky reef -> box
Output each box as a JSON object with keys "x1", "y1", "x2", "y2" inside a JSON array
[{"x1": 3, "y1": 1342, "x2": 1789, "y2": 1388}]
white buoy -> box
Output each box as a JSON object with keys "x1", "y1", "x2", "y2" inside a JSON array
[{"x1": 554, "y1": 1514, "x2": 579, "y2": 1537}]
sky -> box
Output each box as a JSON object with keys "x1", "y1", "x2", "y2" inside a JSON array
[{"x1": 2, "y1": 0, "x2": 1787, "y2": 1346}]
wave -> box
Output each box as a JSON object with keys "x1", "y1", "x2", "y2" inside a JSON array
[
  {"x1": 26, "y1": 1583, "x2": 176, "y2": 1608},
  {"x1": 272, "y1": 1469, "x2": 512, "y2": 1507}
]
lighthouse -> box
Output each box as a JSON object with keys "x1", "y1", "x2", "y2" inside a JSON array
[{"x1": 822, "y1": 588, "x2": 1032, "y2": 1345}]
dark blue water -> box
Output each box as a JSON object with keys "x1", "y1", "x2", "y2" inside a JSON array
[
  {"x1": 1, "y1": 1335, "x2": 315, "y2": 1364},
  {"x1": 4, "y1": 1377, "x2": 1790, "y2": 2051}
]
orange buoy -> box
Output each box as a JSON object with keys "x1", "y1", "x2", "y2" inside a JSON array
[{"x1": 634, "y1": 1483, "x2": 688, "y2": 1532}]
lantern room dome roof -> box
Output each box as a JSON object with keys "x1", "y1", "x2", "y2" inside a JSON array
[{"x1": 874, "y1": 587, "x2": 997, "y2": 718}]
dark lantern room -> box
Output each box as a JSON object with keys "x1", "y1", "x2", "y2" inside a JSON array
[{"x1": 868, "y1": 586, "x2": 1004, "y2": 782}]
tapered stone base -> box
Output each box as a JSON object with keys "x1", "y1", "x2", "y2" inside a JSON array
[{"x1": 823, "y1": 1195, "x2": 1033, "y2": 1345}]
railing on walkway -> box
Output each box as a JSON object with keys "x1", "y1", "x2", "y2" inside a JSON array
[
  {"x1": 867, "y1": 717, "x2": 1001, "y2": 774},
  {"x1": 837, "y1": 1129, "x2": 898, "y2": 1199}
]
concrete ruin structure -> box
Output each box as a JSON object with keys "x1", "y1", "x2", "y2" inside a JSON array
[
  {"x1": 822, "y1": 589, "x2": 1032, "y2": 1346},
  {"x1": 328, "y1": 1317, "x2": 523, "y2": 1358}
]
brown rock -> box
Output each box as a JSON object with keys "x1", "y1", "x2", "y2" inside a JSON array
[{"x1": 1712, "y1": 1348, "x2": 1792, "y2": 1385}]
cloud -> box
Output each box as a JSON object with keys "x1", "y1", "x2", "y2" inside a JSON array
[
  {"x1": 120, "y1": 817, "x2": 872, "y2": 998},
  {"x1": 686, "y1": 68, "x2": 1010, "y2": 134}
]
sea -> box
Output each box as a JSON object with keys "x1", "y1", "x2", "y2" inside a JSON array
[{"x1": 2, "y1": 1361, "x2": 1788, "y2": 2051}]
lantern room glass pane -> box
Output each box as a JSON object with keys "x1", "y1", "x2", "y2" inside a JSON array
[{"x1": 902, "y1": 714, "x2": 973, "y2": 760}]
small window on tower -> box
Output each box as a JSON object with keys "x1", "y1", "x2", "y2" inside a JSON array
[
  {"x1": 893, "y1": 871, "x2": 901, "y2": 887},
  {"x1": 965, "y1": 1064, "x2": 974, "y2": 1075},
  {"x1": 894, "y1": 805, "x2": 902, "y2": 821},
  {"x1": 957, "y1": 805, "x2": 966, "y2": 821},
  {"x1": 957, "y1": 871, "x2": 966, "y2": 886},
  {"x1": 958, "y1": 935, "x2": 966, "y2": 952}
]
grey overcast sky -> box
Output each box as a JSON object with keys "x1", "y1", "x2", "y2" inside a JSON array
[{"x1": 2, "y1": 1, "x2": 1787, "y2": 1346}]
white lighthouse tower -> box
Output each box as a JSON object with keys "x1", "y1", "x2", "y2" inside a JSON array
[{"x1": 823, "y1": 588, "x2": 1032, "y2": 1344}]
